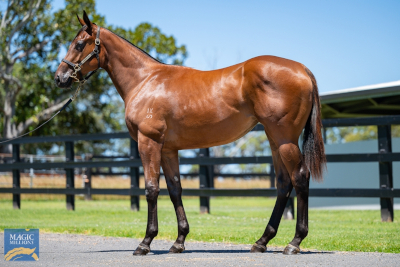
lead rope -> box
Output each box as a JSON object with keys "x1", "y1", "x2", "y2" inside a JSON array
[
  {"x1": 0, "y1": 26, "x2": 102, "y2": 145},
  {"x1": 0, "y1": 84, "x2": 82, "y2": 145}
]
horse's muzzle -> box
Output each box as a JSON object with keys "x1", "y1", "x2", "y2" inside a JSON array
[{"x1": 55, "y1": 74, "x2": 73, "y2": 88}]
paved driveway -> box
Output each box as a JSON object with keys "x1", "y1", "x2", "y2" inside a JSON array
[{"x1": 1, "y1": 233, "x2": 398, "y2": 266}]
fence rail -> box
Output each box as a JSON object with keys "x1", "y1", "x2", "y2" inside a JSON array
[
  {"x1": 3, "y1": 153, "x2": 400, "y2": 171},
  {"x1": 0, "y1": 188, "x2": 399, "y2": 198},
  {"x1": 1, "y1": 115, "x2": 400, "y2": 221}
]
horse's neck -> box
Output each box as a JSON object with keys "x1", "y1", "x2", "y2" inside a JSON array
[{"x1": 101, "y1": 29, "x2": 160, "y2": 101}]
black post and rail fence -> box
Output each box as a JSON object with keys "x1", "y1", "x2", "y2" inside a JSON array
[{"x1": 1, "y1": 116, "x2": 400, "y2": 222}]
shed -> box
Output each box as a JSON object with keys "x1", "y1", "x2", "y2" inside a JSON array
[
  {"x1": 310, "y1": 80, "x2": 400, "y2": 209},
  {"x1": 321, "y1": 80, "x2": 400, "y2": 119}
]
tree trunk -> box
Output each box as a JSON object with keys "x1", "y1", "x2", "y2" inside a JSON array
[{"x1": 1, "y1": 78, "x2": 17, "y2": 154}]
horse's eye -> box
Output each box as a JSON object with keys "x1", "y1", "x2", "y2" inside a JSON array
[{"x1": 75, "y1": 41, "x2": 86, "y2": 52}]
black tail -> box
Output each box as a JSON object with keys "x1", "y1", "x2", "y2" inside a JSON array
[{"x1": 303, "y1": 68, "x2": 326, "y2": 181}]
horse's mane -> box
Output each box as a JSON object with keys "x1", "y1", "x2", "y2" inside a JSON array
[{"x1": 104, "y1": 28, "x2": 166, "y2": 65}]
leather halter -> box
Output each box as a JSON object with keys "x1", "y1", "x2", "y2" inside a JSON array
[{"x1": 62, "y1": 25, "x2": 101, "y2": 84}]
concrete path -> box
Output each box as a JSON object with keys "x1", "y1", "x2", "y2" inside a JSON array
[{"x1": 1, "y1": 233, "x2": 398, "y2": 266}]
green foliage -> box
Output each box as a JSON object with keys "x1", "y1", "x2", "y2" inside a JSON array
[
  {"x1": 110, "y1": 23, "x2": 187, "y2": 65},
  {"x1": 326, "y1": 125, "x2": 400, "y2": 144},
  {"x1": 326, "y1": 126, "x2": 377, "y2": 144},
  {"x1": 0, "y1": 0, "x2": 187, "y2": 155},
  {"x1": 0, "y1": 198, "x2": 398, "y2": 253}
]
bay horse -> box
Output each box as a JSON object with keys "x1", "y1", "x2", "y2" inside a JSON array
[{"x1": 55, "y1": 11, "x2": 326, "y2": 256}]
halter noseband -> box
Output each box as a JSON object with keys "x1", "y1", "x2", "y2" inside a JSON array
[{"x1": 62, "y1": 25, "x2": 101, "y2": 84}]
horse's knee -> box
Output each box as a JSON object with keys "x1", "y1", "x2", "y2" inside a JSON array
[{"x1": 145, "y1": 185, "x2": 160, "y2": 201}]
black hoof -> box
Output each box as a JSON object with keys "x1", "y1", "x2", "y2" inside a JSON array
[
  {"x1": 133, "y1": 243, "x2": 150, "y2": 256},
  {"x1": 283, "y1": 244, "x2": 300, "y2": 255},
  {"x1": 250, "y1": 243, "x2": 267, "y2": 253},
  {"x1": 169, "y1": 242, "x2": 185, "y2": 253}
]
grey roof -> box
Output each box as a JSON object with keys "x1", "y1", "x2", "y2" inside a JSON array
[
  {"x1": 319, "y1": 80, "x2": 400, "y2": 119},
  {"x1": 321, "y1": 80, "x2": 400, "y2": 104}
]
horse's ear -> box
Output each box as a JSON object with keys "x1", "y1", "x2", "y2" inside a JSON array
[
  {"x1": 76, "y1": 14, "x2": 85, "y2": 26},
  {"x1": 82, "y1": 10, "x2": 92, "y2": 34}
]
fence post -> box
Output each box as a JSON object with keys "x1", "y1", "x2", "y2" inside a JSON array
[
  {"x1": 199, "y1": 148, "x2": 214, "y2": 214},
  {"x1": 85, "y1": 156, "x2": 92, "y2": 200},
  {"x1": 378, "y1": 125, "x2": 394, "y2": 222},
  {"x1": 12, "y1": 144, "x2": 21, "y2": 209},
  {"x1": 65, "y1": 141, "x2": 75, "y2": 210},
  {"x1": 130, "y1": 138, "x2": 140, "y2": 211}
]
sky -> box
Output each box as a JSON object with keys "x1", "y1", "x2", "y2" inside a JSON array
[{"x1": 53, "y1": 0, "x2": 400, "y2": 93}]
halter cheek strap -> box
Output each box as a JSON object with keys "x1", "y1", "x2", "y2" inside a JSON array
[{"x1": 62, "y1": 25, "x2": 101, "y2": 84}]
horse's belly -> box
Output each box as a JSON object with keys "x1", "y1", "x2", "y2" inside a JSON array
[{"x1": 164, "y1": 111, "x2": 258, "y2": 150}]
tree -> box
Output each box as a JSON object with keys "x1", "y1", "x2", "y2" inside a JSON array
[
  {"x1": 325, "y1": 125, "x2": 400, "y2": 144},
  {"x1": 0, "y1": 0, "x2": 187, "y2": 154},
  {"x1": 325, "y1": 126, "x2": 377, "y2": 144}
]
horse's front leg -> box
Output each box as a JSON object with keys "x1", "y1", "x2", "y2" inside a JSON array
[
  {"x1": 161, "y1": 149, "x2": 189, "y2": 253},
  {"x1": 133, "y1": 132, "x2": 163, "y2": 256}
]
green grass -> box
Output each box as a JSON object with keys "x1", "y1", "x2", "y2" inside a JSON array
[{"x1": 0, "y1": 197, "x2": 399, "y2": 253}]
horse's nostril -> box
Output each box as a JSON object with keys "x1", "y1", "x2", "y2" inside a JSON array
[{"x1": 55, "y1": 75, "x2": 60, "y2": 85}]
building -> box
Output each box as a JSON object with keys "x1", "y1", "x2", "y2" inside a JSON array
[{"x1": 309, "y1": 80, "x2": 400, "y2": 209}]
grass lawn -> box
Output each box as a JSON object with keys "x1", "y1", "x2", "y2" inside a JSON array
[{"x1": 0, "y1": 197, "x2": 399, "y2": 253}]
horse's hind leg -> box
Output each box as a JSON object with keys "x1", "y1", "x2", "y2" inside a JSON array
[
  {"x1": 279, "y1": 142, "x2": 310, "y2": 255},
  {"x1": 251, "y1": 140, "x2": 310, "y2": 254},
  {"x1": 251, "y1": 144, "x2": 293, "y2": 253},
  {"x1": 161, "y1": 149, "x2": 189, "y2": 253}
]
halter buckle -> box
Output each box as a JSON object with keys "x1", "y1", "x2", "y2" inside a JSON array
[
  {"x1": 93, "y1": 48, "x2": 99, "y2": 54},
  {"x1": 70, "y1": 72, "x2": 80, "y2": 82},
  {"x1": 95, "y1": 38, "x2": 100, "y2": 45},
  {"x1": 74, "y1": 65, "x2": 81, "y2": 72}
]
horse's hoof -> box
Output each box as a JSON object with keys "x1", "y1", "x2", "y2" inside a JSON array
[
  {"x1": 169, "y1": 242, "x2": 185, "y2": 253},
  {"x1": 133, "y1": 243, "x2": 150, "y2": 256},
  {"x1": 283, "y1": 244, "x2": 300, "y2": 255},
  {"x1": 250, "y1": 243, "x2": 267, "y2": 253}
]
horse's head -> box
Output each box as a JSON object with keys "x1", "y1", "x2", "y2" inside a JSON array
[{"x1": 55, "y1": 11, "x2": 101, "y2": 88}]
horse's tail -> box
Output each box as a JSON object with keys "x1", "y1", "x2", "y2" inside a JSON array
[{"x1": 302, "y1": 68, "x2": 326, "y2": 181}]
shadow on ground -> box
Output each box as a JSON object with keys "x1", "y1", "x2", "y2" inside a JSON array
[{"x1": 86, "y1": 249, "x2": 334, "y2": 255}]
